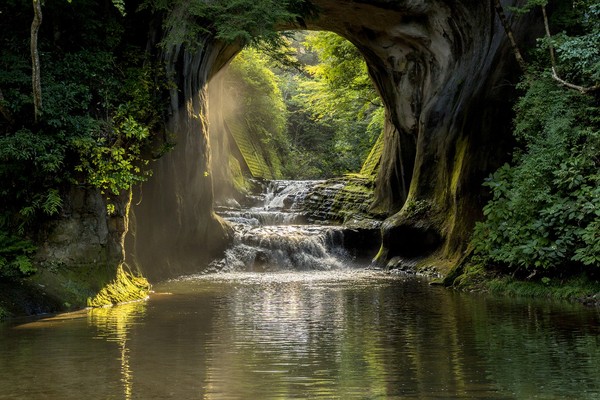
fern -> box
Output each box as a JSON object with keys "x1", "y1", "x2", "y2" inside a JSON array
[
  {"x1": 0, "y1": 232, "x2": 37, "y2": 280},
  {"x1": 42, "y1": 189, "x2": 62, "y2": 216}
]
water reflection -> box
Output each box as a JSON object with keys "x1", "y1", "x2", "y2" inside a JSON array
[
  {"x1": 0, "y1": 271, "x2": 599, "y2": 399},
  {"x1": 88, "y1": 301, "x2": 147, "y2": 400}
]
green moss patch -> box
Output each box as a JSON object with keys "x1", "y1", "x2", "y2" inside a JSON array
[
  {"x1": 450, "y1": 263, "x2": 600, "y2": 305},
  {"x1": 360, "y1": 132, "x2": 384, "y2": 177},
  {"x1": 87, "y1": 264, "x2": 150, "y2": 307}
]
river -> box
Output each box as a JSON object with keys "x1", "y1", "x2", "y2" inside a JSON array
[{"x1": 1, "y1": 181, "x2": 599, "y2": 399}]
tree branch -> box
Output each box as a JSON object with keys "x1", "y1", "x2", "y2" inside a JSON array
[
  {"x1": 493, "y1": 0, "x2": 527, "y2": 72},
  {"x1": 541, "y1": 5, "x2": 600, "y2": 94},
  {"x1": 31, "y1": 0, "x2": 43, "y2": 122}
]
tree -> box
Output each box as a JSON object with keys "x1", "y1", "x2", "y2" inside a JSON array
[
  {"x1": 31, "y1": 0, "x2": 43, "y2": 122},
  {"x1": 495, "y1": 0, "x2": 600, "y2": 92},
  {"x1": 290, "y1": 31, "x2": 383, "y2": 175}
]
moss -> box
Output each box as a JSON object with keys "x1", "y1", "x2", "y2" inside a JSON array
[
  {"x1": 449, "y1": 136, "x2": 468, "y2": 197},
  {"x1": 227, "y1": 117, "x2": 282, "y2": 180},
  {"x1": 87, "y1": 264, "x2": 150, "y2": 307},
  {"x1": 446, "y1": 262, "x2": 489, "y2": 291},
  {"x1": 402, "y1": 199, "x2": 432, "y2": 220},
  {"x1": 360, "y1": 132, "x2": 384, "y2": 177},
  {"x1": 372, "y1": 244, "x2": 387, "y2": 265},
  {"x1": 415, "y1": 255, "x2": 455, "y2": 277},
  {"x1": 451, "y1": 263, "x2": 600, "y2": 304},
  {"x1": 331, "y1": 177, "x2": 379, "y2": 222},
  {"x1": 486, "y1": 276, "x2": 600, "y2": 303},
  {"x1": 229, "y1": 154, "x2": 250, "y2": 193}
]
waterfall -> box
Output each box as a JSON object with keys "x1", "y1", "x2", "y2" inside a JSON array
[{"x1": 210, "y1": 180, "x2": 351, "y2": 273}]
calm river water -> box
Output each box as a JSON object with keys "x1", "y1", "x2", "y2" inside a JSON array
[{"x1": 1, "y1": 270, "x2": 599, "y2": 399}]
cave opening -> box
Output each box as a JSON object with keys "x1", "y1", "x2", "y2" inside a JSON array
[
  {"x1": 207, "y1": 30, "x2": 385, "y2": 206},
  {"x1": 127, "y1": 0, "x2": 522, "y2": 281}
]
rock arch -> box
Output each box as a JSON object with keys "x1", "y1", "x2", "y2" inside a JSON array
[{"x1": 127, "y1": 0, "x2": 539, "y2": 280}]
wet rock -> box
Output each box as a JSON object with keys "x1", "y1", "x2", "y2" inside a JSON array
[{"x1": 302, "y1": 175, "x2": 385, "y2": 225}]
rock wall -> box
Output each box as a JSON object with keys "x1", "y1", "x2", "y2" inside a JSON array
[
  {"x1": 303, "y1": 175, "x2": 383, "y2": 225},
  {"x1": 124, "y1": 0, "x2": 541, "y2": 279},
  {"x1": 15, "y1": 188, "x2": 149, "y2": 314},
  {"x1": 124, "y1": 38, "x2": 237, "y2": 282},
  {"x1": 302, "y1": 0, "x2": 540, "y2": 271}
]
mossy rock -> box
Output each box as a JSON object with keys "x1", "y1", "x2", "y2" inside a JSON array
[
  {"x1": 87, "y1": 264, "x2": 150, "y2": 307},
  {"x1": 303, "y1": 174, "x2": 383, "y2": 224}
]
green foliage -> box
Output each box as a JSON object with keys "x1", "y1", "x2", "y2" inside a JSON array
[
  {"x1": 0, "y1": 0, "x2": 163, "y2": 274},
  {"x1": 0, "y1": 232, "x2": 37, "y2": 280},
  {"x1": 301, "y1": 32, "x2": 380, "y2": 119},
  {"x1": 277, "y1": 31, "x2": 383, "y2": 178},
  {"x1": 145, "y1": 0, "x2": 309, "y2": 49},
  {"x1": 486, "y1": 275, "x2": 600, "y2": 302},
  {"x1": 544, "y1": 1, "x2": 599, "y2": 86},
  {"x1": 74, "y1": 106, "x2": 152, "y2": 211},
  {"x1": 472, "y1": 77, "x2": 599, "y2": 273},
  {"x1": 215, "y1": 30, "x2": 383, "y2": 180},
  {"x1": 223, "y1": 47, "x2": 288, "y2": 178},
  {"x1": 0, "y1": 306, "x2": 9, "y2": 321},
  {"x1": 471, "y1": 2, "x2": 600, "y2": 276}
]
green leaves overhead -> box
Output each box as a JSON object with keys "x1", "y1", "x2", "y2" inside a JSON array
[{"x1": 145, "y1": 0, "x2": 310, "y2": 49}]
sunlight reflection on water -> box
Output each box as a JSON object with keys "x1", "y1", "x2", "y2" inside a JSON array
[{"x1": 1, "y1": 271, "x2": 600, "y2": 399}]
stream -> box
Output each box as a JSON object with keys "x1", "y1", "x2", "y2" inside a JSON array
[
  {"x1": 210, "y1": 180, "x2": 353, "y2": 273},
  {"x1": 1, "y1": 180, "x2": 599, "y2": 399}
]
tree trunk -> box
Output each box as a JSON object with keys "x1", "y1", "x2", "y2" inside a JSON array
[
  {"x1": 31, "y1": 0, "x2": 43, "y2": 122},
  {"x1": 493, "y1": 0, "x2": 527, "y2": 72}
]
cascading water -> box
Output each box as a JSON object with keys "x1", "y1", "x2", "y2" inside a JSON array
[{"x1": 210, "y1": 180, "x2": 351, "y2": 272}]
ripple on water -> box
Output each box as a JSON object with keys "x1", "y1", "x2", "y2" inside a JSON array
[{"x1": 170, "y1": 269, "x2": 412, "y2": 285}]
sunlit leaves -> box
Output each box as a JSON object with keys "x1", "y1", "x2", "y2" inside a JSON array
[
  {"x1": 299, "y1": 32, "x2": 381, "y2": 122},
  {"x1": 74, "y1": 108, "x2": 152, "y2": 202},
  {"x1": 222, "y1": 47, "x2": 288, "y2": 177}
]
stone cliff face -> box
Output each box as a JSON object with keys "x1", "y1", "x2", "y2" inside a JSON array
[
  {"x1": 303, "y1": 0, "x2": 539, "y2": 270},
  {"x1": 125, "y1": 39, "x2": 238, "y2": 281},
  {"x1": 125, "y1": 0, "x2": 540, "y2": 279}
]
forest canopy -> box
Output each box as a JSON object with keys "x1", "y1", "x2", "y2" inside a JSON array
[{"x1": 215, "y1": 31, "x2": 383, "y2": 180}]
